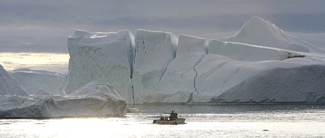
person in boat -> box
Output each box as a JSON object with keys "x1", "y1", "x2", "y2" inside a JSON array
[{"x1": 170, "y1": 110, "x2": 178, "y2": 120}]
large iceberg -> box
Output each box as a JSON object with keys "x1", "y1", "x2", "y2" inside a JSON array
[{"x1": 65, "y1": 16, "x2": 325, "y2": 104}]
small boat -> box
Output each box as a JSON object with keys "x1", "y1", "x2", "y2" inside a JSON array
[{"x1": 153, "y1": 110, "x2": 186, "y2": 125}]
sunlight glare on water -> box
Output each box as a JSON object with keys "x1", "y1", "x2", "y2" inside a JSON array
[{"x1": 1, "y1": 105, "x2": 325, "y2": 137}]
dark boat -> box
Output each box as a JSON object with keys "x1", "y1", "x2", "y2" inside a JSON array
[{"x1": 153, "y1": 110, "x2": 186, "y2": 125}]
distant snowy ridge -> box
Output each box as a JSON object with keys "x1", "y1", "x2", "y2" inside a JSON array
[{"x1": 65, "y1": 16, "x2": 325, "y2": 104}]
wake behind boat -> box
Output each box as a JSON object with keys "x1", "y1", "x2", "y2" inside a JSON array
[{"x1": 153, "y1": 110, "x2": 186, "y2": 125}]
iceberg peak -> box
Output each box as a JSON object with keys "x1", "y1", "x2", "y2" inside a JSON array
[
  {"x1": 229, "y1": 16, "x2": 284, "y2": 45},
  {"x1": 225, "y1": 16, "x2": 325, "y2": 53},
  {"x1": 247, "y1": 16, "x2": 267, "y2": 26}
]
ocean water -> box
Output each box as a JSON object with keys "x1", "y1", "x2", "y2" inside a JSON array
[{"x1": 1, "y1": 105, "x2": 325, "y2": 137}]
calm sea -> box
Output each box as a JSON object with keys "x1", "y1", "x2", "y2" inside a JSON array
[{"x1": 1, "y1": 105, "x2": 325, "y2": 137}]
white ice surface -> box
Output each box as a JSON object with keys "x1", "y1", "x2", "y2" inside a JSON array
[
  {"x1": 66, "y1": 29, "x2": 134, "y2": 104},
  {"x1": 70, "y1": 81, "x2": 124, "y2": 101},
  {"x1": 134, "y1": 29, "x2": 177, "y2": 75},
  {"x1": 132, "y1": 29, "x2": 179, "y2": 103},
  {"x1": 147, "y1": 35, "x2": 208, "y2": 102}
]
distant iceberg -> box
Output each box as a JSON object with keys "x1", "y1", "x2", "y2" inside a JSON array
[
  {"x1": 0, "y1": 68, "x2": 127, "y2": 118},
  {"x1": 0, "y1": 65, "x2": 29, "y2": 96},
  {"x1": 63, "y1": 16, "x2": 325, "y2": 104},
  {"x1": 9, "y1": 68, "x2": 65, "y2": 95}
]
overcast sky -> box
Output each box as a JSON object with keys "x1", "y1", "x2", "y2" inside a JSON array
[{"x1": 1, "y1": 0, "x2": 325, "y2": 53}]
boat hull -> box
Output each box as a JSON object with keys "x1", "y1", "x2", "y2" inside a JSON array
[{"x1": 153, "y1": 118, "x2": 186, "y2": 125}]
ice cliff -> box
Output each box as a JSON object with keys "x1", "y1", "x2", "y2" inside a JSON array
[
  {"x1": 132, "y1": 30, "x2": 178, "y2": 103},
  {"x1": 65, "y1": 16, "x2": 325, "y2": 104},
  {"x1": 66, "y1": 30, "x2": 134, "y2": 104}
]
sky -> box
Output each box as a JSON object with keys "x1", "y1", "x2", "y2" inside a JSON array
[{"x1": 0, "y1": 0, "x2": 325, "y2": 53}]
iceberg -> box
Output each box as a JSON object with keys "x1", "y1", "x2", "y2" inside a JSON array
[
  {"x1": 132, "y1": 30, "x2": 178, "y2": 103},
  {"x1": 225, "y1": 16, "x2": 325, "y2": 54},
  {"x1": 0, "y1": 65, "x2": 29, "y2": 96},
  {"x1": 213, "y1": 65, "x2": 325, "y2": 103},
  {"x1": 64, "y1": 16, "x2": 325, "y2": 104},
  {"x1": 66, "y1": 30, "x2": 134, "y2": 104},
  {"x1": 10, "y1": 68, "x2": 65, "y2": 95},
  {"x1": 0, "y1": 81, "x2": 127, "y2": 117},
  {"x1": 146, "y1": 35, "x2": 209, "y2": 102}
]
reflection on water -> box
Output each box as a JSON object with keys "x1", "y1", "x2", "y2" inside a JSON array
[
  {"x1": 0, "y1": 52, "x2": 69, "y2": 73},
  {"x1": 1, "y1": 105, "x2": 325, "y2": 137}
]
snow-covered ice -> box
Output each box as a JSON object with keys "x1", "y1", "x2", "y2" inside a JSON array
[
  {"x1": 147, "y1": 34, "x2": 209, "y2": 102},
  {"x1": 66, "y1": 30, "x2": 134, "y2": 104},
  {"x1": 132, "y1": 30, "x2": 178, "y2": 103},
  {"x1": 133, "y1": 29, "x2": 177, "y2": 75}
]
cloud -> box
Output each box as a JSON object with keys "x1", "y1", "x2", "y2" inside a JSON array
[
  {"x1": 0, "y1": 45, "x2": 68, "y2": 53},
  {"x1": 0, "y1": 28, "x2": 74, "y2": 53},
  {"x1": 0, "y1": 0, "x2": 325, "y2": 53},
  {"x1": 1, "y1": 0, "x2": 324, "y2": 32},
  {"x1": 263, "y1": 14, "x2": 325, "y2": 33}
]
